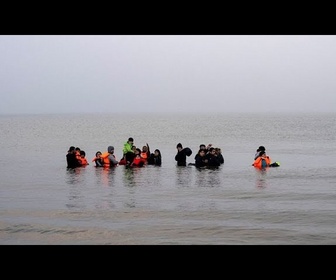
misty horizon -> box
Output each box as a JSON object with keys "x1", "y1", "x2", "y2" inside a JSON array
[{"x1": 1, "y1": 35, "x2": 335, "y2": 115}]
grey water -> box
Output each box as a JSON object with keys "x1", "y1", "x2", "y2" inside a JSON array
[{"x1": 0, "y1": 112, "x2": 335, "y2": 244}]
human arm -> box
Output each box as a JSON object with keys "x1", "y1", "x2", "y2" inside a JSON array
[{"x1": 108, "y1": 154, "x2": 118, "y2": 165}]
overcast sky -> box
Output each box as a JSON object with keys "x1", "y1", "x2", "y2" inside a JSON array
[{"x1": 0, "y1": 35, "x2": 335, "y2": 115}]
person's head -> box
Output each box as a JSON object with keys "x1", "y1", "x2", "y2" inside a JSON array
[
  {"x1": 75, "y1": 147, "x2": 81, "y2": 153},
  {"x1": 198, "y1": 149, "x2": 206, "y2": 156},
  {"x1": 154, "y1": 149, "x2": 161, "y2": 156},
  {"x1": 215, "y1": 147, "x2": 221, "y2": 154},
  {"x1": 128, "y1": 137, "x2": 134, "y2": 144},
  {"x1": 96, "y1": 151, "x2": 102, "y2": 157},
  {"x1": 257, "y1": 146, "x2": 266, "y2": 152},
  {"x1": 80, "y1": 150, "x2": 86, "y2": 158},
  {"x1": 135, "y1": 148, "x2": 141, "y2": 155},
  {"x1": 142, "y1": 145, "x2": 148, "y2": 152},
  {"x1": 132, "y1": 145, "x2": 136, "y2": 152},
  {"x1": 176, "y1": 143, "x2": 183, "y2": 151},
  {"x1": 199, "y1": 144, "x2": 206, "y2": 150},
  {"x1": 259, "y1": 151, "x2": 266, "y2": 157},
  {"x1": 68, "y1": 146, "x2": 75, "y2": 153},
  {"x1": 209, "y1": 147, "x2": 216, "y2": 154},
  {"x1": 107, "y1": 146, "x2": 114, "y2": 154}
]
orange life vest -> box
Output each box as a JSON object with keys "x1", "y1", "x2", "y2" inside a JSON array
[
  {"x1": 131, "y1": 156, "x2": 145, "y2": 167},
  {"x1": 79, "y1": 157, "x2": 89, "y2": 166},
  {"x1": 140, "y1": 152, "x2": 148, "y2": 159},
  {"x1": 101, "y1": 152, "x2": 111, "y2": 167},
  {"x1": 101, "y1": 152, "x2": 117, "y2": 167},
  {"x1": 140, "y1": 152, "x2": 149, "y2": 164},
  {"x1": 253, "y1": 156, "x2": 271, "y2": 169}
]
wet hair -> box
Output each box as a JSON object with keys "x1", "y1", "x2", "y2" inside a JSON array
[
  {"x1": 257, "y1": 146, "x2": 266, "y2": 152},
  {"x1": 68, "y1": 146, "x2": 75, "y2": 152}
]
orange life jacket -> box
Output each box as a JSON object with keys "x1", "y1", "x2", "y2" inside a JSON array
[
  {"x1": 140, "y1": 152, "x2": 149, "y2": 164},
  {"x1": 101, "y1": 152, "x2": 111, "y2": 166},
  {"x1": 79, "y1": 157, "x2": 89, "y2": 166},
  {"x1": 100, "y1": 152, "x2": 117, "y2": 167},
  {"x1": 131, "y1": 156, "x2": 145, "y2": 167},
  {"x1": 253, "y1": 156, "x2": 271, "y2": 169},
  {"x1": 140, "y1": 152, "x2": 148, "y2": 159}
]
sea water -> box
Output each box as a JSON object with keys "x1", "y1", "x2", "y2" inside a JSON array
[{"x1": 0, "y1": 112, "x2": 335, "y2": 244}]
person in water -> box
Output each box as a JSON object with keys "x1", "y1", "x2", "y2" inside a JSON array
[
  {"x1": 92, "y1": 151, "x2": 103, "y2": 167},
  {"x1": 175, "y1": 143, "x2": 186, "y2": 166},
  {"x1": 215, "y1": 147, "x2": 224, "y2": 165},
  {"x1": 140, "y1": 143, "x2": 150, "y2": 164},
  {"x1": 130, "y1": 148, "x2": 146, "y2": 167},
  {"x1": 252, "y1": 151, "x2": 271, "y2": 169},
  {"x1": 204, "y1": 147, "x2": 221, "y2": 167},
  {"x1": 75, "y1": 147, "x2": 81, "y2": 162},
  {"x1": 66, "y1": 146, "x2": 81, "y2": 168},
  {"x1": 122, "y1": 137, "x2": 135, "y2": 164},
  {"x1": 79, "y1": 150, "x2": 89, "y2": 166},
  {"x1": 194, "y1": 149, "x2": 207, "y2": 168},
  {"x1": 101, "y1": 146, "x2": 118, "y2": 168},
  {"x1": 194, "y1": 144, "x2": 207, "y2": 161},
  {"x1": 148, "y1": 149, "x2": 162, "y2": 166}
]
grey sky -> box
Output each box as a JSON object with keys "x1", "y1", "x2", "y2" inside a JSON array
[{"x1": 0, "y1": 35, "x2": 335, "y2": 114}]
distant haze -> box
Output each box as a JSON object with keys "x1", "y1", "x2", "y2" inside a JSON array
[{"x1": 0, "y1": 35, "x2": 335, "y2": 115}]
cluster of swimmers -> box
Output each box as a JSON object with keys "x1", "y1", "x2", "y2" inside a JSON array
[
  {"x1": 175, "y1": 144, "x2": 278, "y2": 169},
  {"x1": 66, "y1": 137, "x2": 162, "y2": 169},
  {"x1": 175, "y1": 143, "x2": 224, "y2": 168},
  {"x1": 66, "y1": 139, "x2": 278, "y2": 170}
]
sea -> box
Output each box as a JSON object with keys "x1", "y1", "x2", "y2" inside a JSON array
[{"x1": 0, "y1": 112, "x2": 335, "y2": 245}]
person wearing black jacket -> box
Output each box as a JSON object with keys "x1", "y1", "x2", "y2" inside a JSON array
[
  {"x1": 205, "y1": 147, "x2": 221, "y2": 167},
  {"x1": 175, "y1": 143, "x2": 192, "y2": 166},
  {"x1": 148, "y1": 149, "x2": 162, "y2": 166},
  {"x1": 66, "y1": 146, "x2": 81, "y2": 168},
  {"x1": 195, "y1": 149, "x2": 207, "y2": 168}
]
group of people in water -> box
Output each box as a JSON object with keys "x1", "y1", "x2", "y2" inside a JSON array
[
  {"x1": 174, "y1": 143, "x2": 278, "y2": 169},
  {"x1": 175, "y1": 143, "x2": 224, "y2": 168},
  {"x1": 66, "y1": 138, "x2": 278, "y2": 170},
  {"x1": 66, "y1": 137, "x2": 162, "y2": 169}
]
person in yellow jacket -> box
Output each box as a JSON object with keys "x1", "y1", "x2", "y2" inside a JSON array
[
  {"x1": 252, "y1": 151, "x2": 271, "y2": 169},
  {"x1": 122, "y1": 137, "x2": 135, "y2": 164}
]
